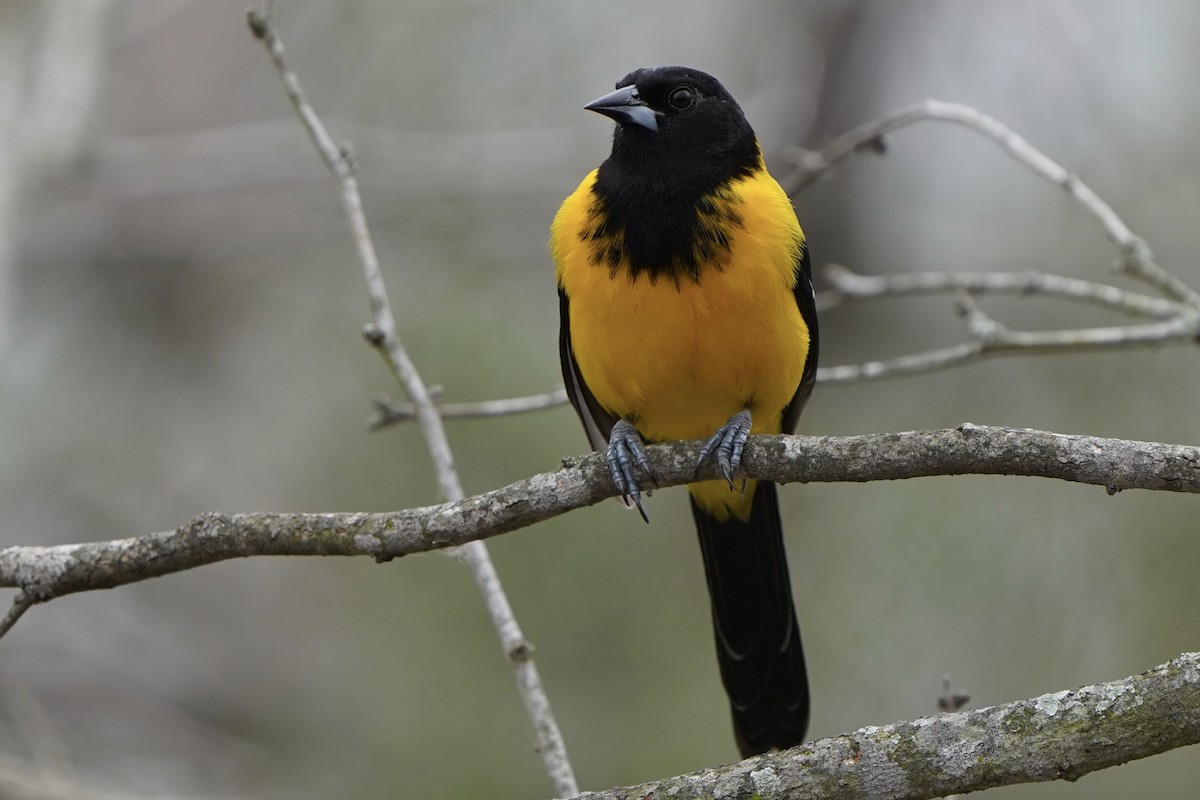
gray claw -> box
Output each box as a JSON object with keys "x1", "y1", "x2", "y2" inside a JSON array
[
  {"x1": 606, "y1": 419, "x2": 654, "y2": 522},
  {"x1": 697, "y1": 409, "x2": 753, "y2": 488}
]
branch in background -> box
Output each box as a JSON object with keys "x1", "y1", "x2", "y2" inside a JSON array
[
  {"x1": 820, "y1": 292, "x2": 1200, "y2": 384},
  {"x1": 572, "y1": 653, "x2": 1200, "y2": 800},
  {"x1": 937, "y1": 675, "x2": 971, "y2": 713},
  {"x1": 1, "y1": 425, "x2": 1196, "y2": 604},
  {"x1": 779, "y1": 98, "x2": 1200, "y2": 308},
  {"x1": 816, "y1": 264, "x2": 1200, "y2": 383},
  {"x1": 370, "y1": 259, "x2": 1200, "y2": 415},
  {"x1": 246, "y1": 6, "x2": 578, "y2": 796},
  {"x1": 368, "y1": 100, "x2": 1200, "y2": 422},
  {"x1": 818, "y1": 264, "x2": 1187, "y2": 319},
  {"x1": 368, "y1": 388, "x2": 569, "y2": 429},
  {"x1": 0, "y1": 594, "x2": 33, "y2": 640}
]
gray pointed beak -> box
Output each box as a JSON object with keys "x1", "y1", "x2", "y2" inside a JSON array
[{"x1": 584, "y1": 85, "x2": 659, "y2": 132}]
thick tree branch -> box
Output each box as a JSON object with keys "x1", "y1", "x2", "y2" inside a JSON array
[
  {"x1": 570, "y1": 652, "x2": 1200, "y2": 800},
  {"x1": 1, "y1": 426, "x2": 1195, "y2": 603}
]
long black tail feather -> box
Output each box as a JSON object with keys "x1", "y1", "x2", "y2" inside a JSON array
[{"x1": 691, "y1": 481, "x2": 809, "y2": 756}]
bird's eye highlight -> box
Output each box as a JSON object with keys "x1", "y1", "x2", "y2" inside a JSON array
[{"x1": 668, "y1": 86, "x2": 695, "y2": 110}]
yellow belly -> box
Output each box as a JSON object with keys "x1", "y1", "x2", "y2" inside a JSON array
[{"x1": 553, "y1": 167, "x2": 811, "y2": 519}]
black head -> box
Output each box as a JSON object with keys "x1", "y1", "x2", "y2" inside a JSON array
[{"x1": 585, "y1": 66, "x2": 759, "y2": 179}]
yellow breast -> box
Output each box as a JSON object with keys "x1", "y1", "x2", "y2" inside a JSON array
[{"x1": 552, "y1": 167, "x2": 811, "y2": 443}]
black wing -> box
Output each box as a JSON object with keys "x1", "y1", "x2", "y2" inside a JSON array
[
  {"x1": 781, "y1": 241, "x2": 819, "y2": 435},
  {"x1": 559, "y1": 287, "x2": 619, "y2": 452}
]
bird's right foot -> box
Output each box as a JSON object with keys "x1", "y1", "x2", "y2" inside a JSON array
[{"x1": 606, "y1": 419, "x2": 655, "y2": 522}]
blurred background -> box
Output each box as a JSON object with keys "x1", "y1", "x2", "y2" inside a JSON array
[{"x1": 1, "y1": 1, "x2": 1197, "y2": 797}]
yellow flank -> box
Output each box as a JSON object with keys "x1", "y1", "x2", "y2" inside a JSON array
[{"x1": 552, "y1": 161, "x2": 811, "y2": 521}]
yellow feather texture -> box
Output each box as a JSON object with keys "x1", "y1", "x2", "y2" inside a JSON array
[{"x1": 552, "y1": 165, "x2": 810, "y2": 520}]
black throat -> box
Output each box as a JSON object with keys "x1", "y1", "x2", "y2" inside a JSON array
[{"x1": 584, "y1": 131, "x2": 761, "y2": 284}]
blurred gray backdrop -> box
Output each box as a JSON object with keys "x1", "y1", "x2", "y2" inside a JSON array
[{"x1": 1, "y1": 1, "x2": 1197, "y2": 798}]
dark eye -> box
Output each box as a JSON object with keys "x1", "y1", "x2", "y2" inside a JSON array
[{"x1": 668, "y1": 86, "x2": 695, "y2": 110}]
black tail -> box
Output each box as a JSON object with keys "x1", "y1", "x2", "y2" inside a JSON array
[{"x1": 691, "y1": 481, "x2": 809, "y2": 756}]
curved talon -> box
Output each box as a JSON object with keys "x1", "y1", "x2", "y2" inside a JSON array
[
  {"x1": 606, "y1": 419, "x2": 654, "y2": 522},
  {"x1": 697, "y1": 409, "x2": 753, "y2": 488}
]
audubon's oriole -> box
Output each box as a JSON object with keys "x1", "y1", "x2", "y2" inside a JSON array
[{"x1": 552, "y1": 66, "x2": 818, "y2": 756}]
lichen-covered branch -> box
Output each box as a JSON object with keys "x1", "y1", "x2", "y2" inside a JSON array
[
  {"x1": 571, "y1": 652, "x2": 1200, "y2": 800},
  {"x1": 1, "y1": 425, "x2": 1195, "y2": 605}
]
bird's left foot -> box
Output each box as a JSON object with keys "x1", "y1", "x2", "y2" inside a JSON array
[{"x1": 697, "y1": 409, "x2": 752, "y2": 488}]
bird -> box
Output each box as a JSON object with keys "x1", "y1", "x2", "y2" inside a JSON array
[{"x1": 550, "y1": 66, "x2": 819, "y2": 757}]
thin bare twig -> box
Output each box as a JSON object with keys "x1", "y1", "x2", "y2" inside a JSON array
[
  {"x1": 815, "y1": 262, "x2": 1200, "y2": 382},
  {"x1": 369, "y1": 388, "x2": 569, "y2": 430},
  {"x1": 0, "y1": 594, "x2": 33, "y2": 640},
  {"x1": 819, "y1": 264, "x2": 1186, "y2": 319},
  {"x1": 246, "y1": 7, "x2": 577, "y2": 796},
  {"x1": 818, "y1": 286, "x2": 1200, "y2": 384},
  {"x1": 789, "y1": 101, "x2": 1200, "y2": 383},
  {"x1": 817, "y1": 314, "x2": 1200, "y2": 384},
  {"x1": 937, "y1": 675, "x2": 971, "y2": 714},
  {"x1": 781, "y1": 99, "x2": 1200, "y2": 307}
]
